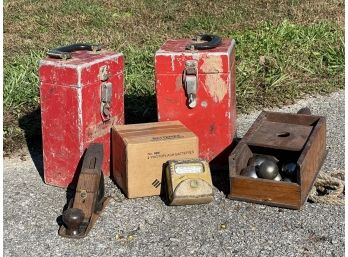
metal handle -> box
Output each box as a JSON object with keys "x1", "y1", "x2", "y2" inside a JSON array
[
  {"x1": 186, "y1": 35, "x2": 222, "y2": 50},
  {"x1": 47, "y1": 43, "x2": 101, "y2": 59}
]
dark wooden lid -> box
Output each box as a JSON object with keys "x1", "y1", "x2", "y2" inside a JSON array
[{"x1": 247, "y1": 120, "x2": 313, "y2": 151}]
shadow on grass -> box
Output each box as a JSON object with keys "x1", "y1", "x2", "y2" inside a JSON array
[
  {"x1": 17, "y1": 93, "x2": 158, "y2": 183},
  {"x1": 18, "y1": 108, "x2": 44, "y2": 181},
  {"x1": 124, "y1": 93, "x2": 157, "y2": 124}
]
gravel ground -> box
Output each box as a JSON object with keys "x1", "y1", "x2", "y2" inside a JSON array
[{"x1": 4, "y1": 91, "x2": 345, "y2": 257}]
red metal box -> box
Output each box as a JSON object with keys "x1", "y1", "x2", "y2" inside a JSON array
[
  {"x1": 39, "y1": 44, "x2": 124, "y2": 188},
  {"x1": 155, "y1": 36, "x2": 236, "y2": 161}
]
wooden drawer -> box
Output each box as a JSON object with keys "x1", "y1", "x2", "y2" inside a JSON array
[{"x1": 228, "y1": 111, "x2": 327, "y2": 209}]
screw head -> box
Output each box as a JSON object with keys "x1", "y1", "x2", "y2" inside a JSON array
[
  {"x1": 80, "y1": 190, "x2": 87, "y2": 199},
  {"x1": 186, "y1": 61, "x2": 196, "y2": 68}
]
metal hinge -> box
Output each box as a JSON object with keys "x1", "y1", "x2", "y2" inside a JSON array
[
  {"x1": 99, "y1": 65, "x2": 109, "y2": 81},
  {"x1": 183, "y1": 60, "x2": 198, "y2": 108}
]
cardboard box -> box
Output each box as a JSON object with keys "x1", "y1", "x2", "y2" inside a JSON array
[{"x1": 112, "y1": 121, "x2": 199, "y2": 198}]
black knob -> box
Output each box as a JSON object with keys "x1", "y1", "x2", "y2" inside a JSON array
[
  {"x1": 62, "y1": 208, "x2": 85, "y2": 236},
  {"x1": 297, "y1": 107, "x2": 311, "y2": 115}
]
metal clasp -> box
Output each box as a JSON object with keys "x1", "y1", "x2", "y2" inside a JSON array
[
  {"x1": 101, "y1": 82, "x2": 112, "y2": 120},
  {"x1": 183, "y1": 60, "x2": 198, "y2": 108},
  {"x1": 99, "y1": 66, "x2": 112, "y2": 121}
]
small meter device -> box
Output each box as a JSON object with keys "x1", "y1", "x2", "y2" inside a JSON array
[{"x1": 165, "y1": 159, "x2": 214, "y2": 206}]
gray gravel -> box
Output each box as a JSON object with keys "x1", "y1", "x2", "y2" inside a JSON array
[{"x1": 4, "y1": 91, "x2": 345, "y2": 257}]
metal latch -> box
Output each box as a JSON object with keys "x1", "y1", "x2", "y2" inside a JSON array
[
  {"x1": 183, "y1": 60, "x2": 198, "y2": 108},
  {"x1": 101, "y1": 82, "x2": 112, "y2": 120},
  {"x1": 99, "y1": 65, "x2": 112, "y2": 121}
]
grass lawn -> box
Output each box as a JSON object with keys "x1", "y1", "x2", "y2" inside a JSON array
[{"x1": 3, "y1": 0, "x2": 344, "y2": 153}]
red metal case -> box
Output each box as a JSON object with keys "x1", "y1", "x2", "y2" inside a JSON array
[
  {"x1": 155, "y1": 38, "x2": 236, "y2": 161},
  {"x1": 39, "y1": 48, "x2": 124, "y2": 188}
]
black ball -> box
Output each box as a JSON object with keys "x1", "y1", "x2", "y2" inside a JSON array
[{"x1": 281, "y1": 162, "x2": 298, "y2": 179}]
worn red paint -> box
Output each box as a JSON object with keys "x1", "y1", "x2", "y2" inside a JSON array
[
  {"x1": 40, "y1": 50, "x2": 124, "y2": 188},
  {"x1": 155, "y1": 39, "x2": 236, "y2": 161}
]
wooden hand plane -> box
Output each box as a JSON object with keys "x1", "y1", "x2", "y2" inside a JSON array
[{"x1": 58, "y1": 143, "x2": 110, "y2": 239}]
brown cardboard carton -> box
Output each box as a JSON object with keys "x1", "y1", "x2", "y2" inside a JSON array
[{"x1": 112, "y1": 121, "x2": 199, "y2": 198}]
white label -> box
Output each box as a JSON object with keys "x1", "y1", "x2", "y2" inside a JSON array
[{"x1": 174, "y1": 164, "x2": 203, "y2": 174}]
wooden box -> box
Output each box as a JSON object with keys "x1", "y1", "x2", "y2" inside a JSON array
[{"x1": 228, "y1": 111, "x2": 327, "y2": 209}]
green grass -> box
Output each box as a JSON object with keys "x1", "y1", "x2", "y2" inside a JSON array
[
  {"x1": 232, "y1": 21, "x2": 344, "y2": 111},
  {"x1": 4, "y1": 51, "x2": 45, "y2": 111},
  {"x1": 3, "y1": 0, "x2": 344, "y2": 153}
]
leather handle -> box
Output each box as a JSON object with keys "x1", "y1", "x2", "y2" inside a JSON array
[
  {"x1": 186, "y1": 35, "x2": 222, "y2": 50},
  {"x1": 47, "y1": 43, "x2": 101, "y2": 59}
]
